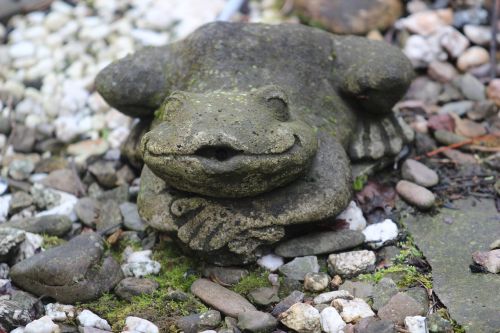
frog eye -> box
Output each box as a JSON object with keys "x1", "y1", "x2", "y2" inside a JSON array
[
  {"x1": 257, "y1": 85, "x2": 290, "y2": 122},
  {"x1": 159, "y1": 92, "x2": 185, "y2": 120}
]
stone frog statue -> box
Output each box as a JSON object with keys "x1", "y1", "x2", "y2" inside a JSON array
[{"x1": 96, "y1": 22, "x2": 414, "y2": 265}]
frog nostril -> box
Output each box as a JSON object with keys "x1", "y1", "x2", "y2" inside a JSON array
[{"x1": 194, "y1": 145, "x2": 242, "y2": 162}]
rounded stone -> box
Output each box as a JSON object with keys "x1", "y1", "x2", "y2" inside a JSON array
[
  {"x1": 304, "y1": 272, "x2": 331, "y2": 292},
  {"x1": 396, "y1": 180, "x2": 436, "y2": 210},
  {"x1": 114, "y1": 277, "x2": 159, "y2": 301},
  {"x1": 401, "y1": 159, "x2": 439, "y2": 188}
]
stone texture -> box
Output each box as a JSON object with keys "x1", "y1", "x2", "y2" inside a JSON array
[
  {"x1": 279, "y1": 302, "x2": 321, "y2": 333},
  {"x1": 396, "y1": 180, "x2": 435, "y2": 210},
  {"x1": 314, "y1": 290, "x2": 353, "y2": 305},
  {"x1": 190, "y1": 279, "x2": 256, "y2": 317},
  {"x1": 377, "y1": 293, "x2": 426, "y2": 325},
  {"x1": 332, "y1": 298, "x2": 375, "y2": 323},
  {"x1": 279, "y1": 256, "x2": 320, "y2": 281},
  {"x1": 248, "y1": 287, "x2": 280, "y2": 306},
  {"x1": 303, "y1": 272, "x2": 330, "y2": 292},
  {"x1": 272, "y1": 290, "x2": 305, "y2": 317},
  {"x1": 1, "y1": 215, "x2": 72, "y2": 237},
  {"x1": 114, "y1": 277, "x2": 159, "y2": 301},
  {"x1": 237, "y1": 310, "x2": 278, "y2": 333},
  {"x1": 338, "y1": 281, "x2": 374, "y2": 303},
  {"x1": 401, "y1": 159, "x2": 439, "y2": 188},
  {"x1": 202, "y1": 266, "x2": 248, "y2": 286},
  {"x1": 320, "y1": 306, "x2": 346, "y2": 333},
  {"x1": 275, "y1": 230, "x2": 365, "y2": 258},
  {"x1": 327, "y1": 251, "x2": 376, "y2": 278}
]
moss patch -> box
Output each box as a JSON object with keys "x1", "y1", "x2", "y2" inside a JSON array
[
  {"x1": 231, "y1": 269, "x2": 270, "y2": 295},
  {"x1": 79, "y1": 239, "x2": 205, "y2": 332},
  {"x1": 358, "y1": 264, "x2": 432, "y2": 290},
  {"x1": 41, "y1": 235, "x2": 66, "y2": 249}
]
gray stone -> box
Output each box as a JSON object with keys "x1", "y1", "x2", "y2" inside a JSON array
[
  {"x1": 0, "y1": 298, "x2": 38, "y2": 331},
  {"x1": 338, "y1": 281, "x2": 374, "y2": 303},
  {"x1": 467, "y1": 100, "x2": 497, "y2": 121},
  {"x1": 2, "y1": 215, "x2": 72, "y2": 237},
  {"x1": 433, "y1": 130, "x2": 468, "y2": 146},
  {"x1": 303, "y1": 272, "x2": 330, "y2": 292},
  {"x1": 401, "y1": 159, "x2": 439, "y2": 188},
  {"x1": 427, "y1": 313, "x2": 453, "y2": 333},
  {"x1": 176, "y1": 310, "x2": 221, "y2": 333},
  {"x1": 439, "y1": 101, "x2": 474, "y2": 116},
  {"x1": 190, "y1": 278, "x2": 256, "y2": 317},
  {"x1": 0, "y1": 263, "x2": 9, "y2": 279},
  {"x1": 355, "y1": 317, "x2": 395, "y2": 333},
  {"x1": 88, "y1": 161, "x2": 118, "y2": 189},
  {"x1": 313, "y1": 290, "x2": 353, "y2": 304},
  {"x1": 248, "y1": 287, "x2": 280, "y2": 306},
  {"x1": 396, "y1": 180, "x2": 435, "y2": 210},
  {"x1": 8, "y1": 159, "x2": 35, "y2": 181},
  {"x1": 8, "y1": 191, "x2": 33, "y2": 214},
  {"x1": 119, "y1": 202, "x2": 148, "y2": 232},
  {"x1": 202, "y1": 265, "x2": 249, "y2": 286},
  {"x1": 10, "y1": 232, "x2": 123, "y2": 303},
  {"x1": 275, "y1": 230, "x2": 365, "y2": 258},
  {"x1": 272, "y1": 290, "x2": 304, "y2": 317},
  {"x1": 405, "y1": 287, "x2": 429, "y2": 313},
  {"x1": 372, "y1": 278, "x2": 398, "y2": 312},
  {"x1": 97, "y1": 22, "x2": 414, "y2": 264},
  {"x1": 0, "y1": 227, "x2": 25, "y2": 262},
  {"x1": 114, "y1": 277, "x2": 159, "y2": 301},
  {"x1": 11, "y1": 125, "x2": 36, "y2": 153},
  {"x1": 41, "y1": 169, "x2": 83, "y2": 196},
  {"x1": 406, "y1": 198, "x2": 500, "y2": 332},
  {"x1": 454, "y1": 74, "x2": 485, "y2": 101},
  {"x1": 165, "y1": 290, "x2": 189, "y2": 302},
  {"x1": 279, "y1": 256, "x2": 320, "y2": 281},
  {"x1": 96, "y1": 200, "x2": 123, "y2": 235},
  {"x1": 237, "y1": 310, "x2": 278, "y2": 333},
  {"x1": 75, "y1": 197, "x2": 100, "y2": 227},
  {"x1": 377, "y1": 293, "x2": 426, "y2": 325}
]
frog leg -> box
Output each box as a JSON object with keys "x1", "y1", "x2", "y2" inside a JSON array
[
  {"x1": 95, "y1": 44, "x2": 182, "y2": 118},
  {"x1": 331, "y1": 35, "x2": 415, "y2": 159}
]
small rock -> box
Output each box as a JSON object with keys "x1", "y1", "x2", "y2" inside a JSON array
[
  {"x1": 332, "y1": 298, "x2": 375, "y2": 323},
  {"x1": 457, "y1": 46, "x2": 489, "y2": 71},
  {"x1": 41, "y1": 169, "x2": 83, "y2": 196},
  {"x1": 77, "y1": 310, "x2": 111, "y2": 331},
  {"x1": 377, "y1": 293, "x2": 426, "y2": 325},
  {"x1": 401, "y1": 159, "x2": 439, "y2": 188},
  {"x1": 400, "y1": 10, "x2": 450, "y2": 36},
  {"x1": 362, "y1": 219, "x2": 399, "y2": 249},
  {"x1": 396, "y1": 180, "x2": 435, "y2": 210},
  {"x1": 335, "y1": 201, "x2": 367, "y2": 230},
  {"x1": 467, "y1": 101, "x2": 497, "y2": 121},
  {"x1": 433, "y1": 130, "x2": 467, "y2": 146},
  {"x1": 123, "y1": 316, "x2": 159, "y2": 333},
  {"x1": 442, "y1": 149, "x2": 477, "y2": 164},
  {"x1": 122, "y1": 250, "x2": 161, "y2": 278},
  {"x1": 487, "y1": 79, "x2": 500, "y2": 107},
  {"x1": 372, "y1": 278, "x2": 398, "y2": 311},
  {"x1": 11, "y1": 125, "x2": 36, "y2": 153},
  {"x1": 0, "y1": 227, "x2": 25, "y2": 262},
  {"x1": 67, "y1": 139, "x2": 109, "y2": 163},
  {"x1": 464, "y1": 25, "x2": 497, "y2": 46},
  {"x1": 8, "y1": 191, "x2": 34, "y2": 215},
  {"x1": 454, "y1": 74, "x2": 485, "y2": 101},
  {"x1": 190, "y1": 279, "x2": 256, "y2": 317},
  {"x1": 9, "y1": 159, "x2": 35, "y2": 181},
  {"x1": 405, "y1": 316, "x2": 427, "y2": 333},
  {"x1": 119, "y1": 202, "x2": 147, "y2": 232},
  {"x1": 327, "y1": 250, "x2": 376, "y2": 278},
  {"x1": 88, "y1": 161, "x2": 118, "y2": 188},
  {"x1": 176, "y1": 310, "x2": 221, "y2": 333},
  {"x1": 114, "y1": 278, "x2": 159, "y2": 301},
  {"x1": 248, "y1": 287, "x2": 280, "y2": 306},
  {"x1": 439, "y1": 26, "x2": 469, "y2": 58},
  {"x1": 454, "y1": 117, "x2": 487, "y2": 138},
  {"x1": 45, "y1": 303, "x2": 75, "y2": 322},
  {"x1": 202, "y1": 265, "x2": 248, "y2": 285},
  {"x1": 272, "y1": 290, "x2": 304, "y2": 317},
  {"x1": 338, "y1": 281, "x2": 374, "y2": 302},
  {"x1": 472, "y1": 249, "x2": 500, "y2": 273},
  {"x1": 97, "y1": 200, "x2": 123, "y2": 235},
  {"x1": 355, "y1": 317, "x2": 395, "y2": 333},
  {"x1": 439, "y1": 100, "x2": 474, "y2": 117},
  {"x1": 75, "y1": 197, "x2": 100, "y2": 227},
  {"x1": 427, "y1": 313, "x2": 453, "y2": 332},
  {"x1": 304, "y1": 272, "x2": 330, "y2": 292},
  {"x1": 314, "y1": 290, "x2": 353, "y2": 305},
  {"x1": 0, "y1": 262, "x2": 9, "y2": 278},
  {"x1": 275, "y1": 230, "x2": 365, "y2": 257},
  {"x1": 279, "y1": 302, "x2": 321, "y2": 333},
  {"x1": 237, "y1": 310, "x2": 278, "y2": 333},
  {"x1": 24, "y1": 315, "x2": 60, "y2": 333},
  {"x1": 2, "y1": 215, "x2": 72, "y2": 237},
  {"x1": 279, "y1": 256, "x2": 320, "y2": 281},
  {"x1": 257, "y1": 254, "x2": 284, "y2": 272},
  {"x1": 320, "y1": 306, "x2": 346, "y2": 333},
  {"x1": 427, "y1": 61, "x2": 458, "y2": 83}
]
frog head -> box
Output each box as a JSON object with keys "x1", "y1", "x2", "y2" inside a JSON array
[{"x1": 140, "y1": 85, "x2": 318, "y2": 198}]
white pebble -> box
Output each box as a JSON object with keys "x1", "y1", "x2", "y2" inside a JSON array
[
  {"x1": 24, "y1": 316, "x2": 60, "y2": 333},
  {"x1": 257, "y1": 254, "x2": 284, "y2": 272},
  {"x1": 332, "y1": 298, "x2": 375, "y2": 323},
  {"x1": 123, "y1": 316, "x2": 159, "y2": 333},
  {"x1": 314, "y1": 290, "x2": 353, "y2": 304},
  {"x1": 362, "y1": 219, "x2": 399, "y2": 249},
  {"x1": 405, "y1": 316, "x2": 427, "y2": 333},
  {"x1": 77, "y1": 309, "x2": 112, "y2": 331},
  {"x1": 9, "y1": 42, "x2": 36, "y2": 58},
  {"x1": 336, "y1": 201, "x2": 366, "y2": 230},
  {"x1": 45, "y1": 303, "x2": 76, "y2": 321},
  {"x1": 320, "y1": 307, "x2": 346, "y2": 333}
]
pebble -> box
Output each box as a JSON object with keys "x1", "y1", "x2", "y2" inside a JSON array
[
  {"x1": 271, "y1": 290, "x2": 305, "y2": 317},
  {"x1": 279, "y1": 302, "x2": 321, "y2": 333},
  {"x1": 114, "y1": 277, "x2": 159, "y2": 301},
  {"x1": 439, "y1": 100, "x2": 474, "y2": 116},
  {"x1": 24, "y1": 316, "x2": 60, "y2": 333},
  {"x1": 77, "y1": 310, "x2": 112, "y2": 331},
  {"x1": 237, "y1": 310, "x2": 278, "y2": 333},
  {"x1": 454, "y1": 117, "x2": 487, "y2": 138},
  {"x1": 175, "y1": 310, "x2": 221, "y2": 332},
  {"x1": 303, "y1": 272, "x2": 330, "y2": 292},
  {"x1": 401, "y1": 159, "x2": 439, "y2": 188},
  {"x1": 0, "y1": 262, "x2": 9, "y2": 279},
  {"x1": 335, "y1": 201, "x2": 367, "y2": 230},
  {"x1": 355, "y1": 317, "x2": 395, "y2": 333},
  {"x1": 487, "y1": 79, "x2": 500, "y2": 107},
  {"x1": 275, "y1": 229, "x2": 365, "y2": 257},
  {"x1": 396, "y1": 180, "x2": 435, "y2": 210},
  {"x1": 9, "y1": 41, "x2": 36, "y2": 58},
  {"x1": 190, "y1": 279, "x2": 256, "y2": 317},
  {"x1": 320, "y1": 307, "x2": 346, "y2": 333},
  {"x1": 456, "y1": 46, "x2": 489, "y2": 71},
  {"x1": 467, "y1": 100, "x2": 497, "y2": 121},
  {"x1": 75, "y1": 197, "x2": 100, "y2": 227},
  {"x1": 45, "y1": 303, "x2": 75, "y2": 322},
  {"x1": 123, "y1": 316, "x2": 159, "y2": 333},
  {"x1": 278, "y1": 256, "x2": 320, "y2": 281},
  {"x1": 257, "y1": 254, "x2": 284, "y2": 271},
  {"x1": 427, "y1": 61, "x2": 458, "y2": 83},
  {"x1": 122, "y1": 250, "x2": 161, "y2": 278},
  {"x1": 202, "y1": 266, "x2": 248, "y2": 286},
  {"x1": 404, "y1": 34, "x2": 446, "y2": 68},
  {"x1": 0, "y1": 227, "x2": 25, "y2": 260},
  {"x1": 377, "y1": 293, "x2": 426, "y2": 325},
  {"x1": 472, "y1": 249, "x2": 500, "y2": 274},
  {"x1": 399, "y1": 10, "x2": 450, "y2": 36},
  {"x1": 248, "y1": 287, "x2": 279, "y2": 306},
  {"x1": 454, "y1": 74, "x2": 485, "y2": 101},
  {"x1": 327, "y1": 250, "x2": 376, "y2": 278},
  {"x1": 405, "y1": 316, "x2": 427, "y2": 333},
  {"x1": 332, "y1": 298, "x2": 375, "y2": 323},
  {"x1": 314, "y1": 290, "x2": 353, "y2": 304},
  {"x1": 439, "y1": 26, "x2": 469, "y2": 58},
  {"x1": 433, "y1": 130, "x2": 467, "y2": 146},
  {"x1": 119, "y1": 202, "x2": 147, "y2": 232},
  {"x1": 463, "y1": 25, "x2": 498, "y2": 46},
  {"x1": 9, "y1": 159, "x2": 35, "y2": 181},
  {"x1": 372, "y1": 278, "x2": 398, "y2": 311},
  {"x1": 362, "y1": 219, "x2": 399, "y2": 249},
  {"x1": 2, "y1": 215, "x2": 72, "y2": 237},
  {"x1": 67, "y1": 138, "x2": 109, "y2": 163}
]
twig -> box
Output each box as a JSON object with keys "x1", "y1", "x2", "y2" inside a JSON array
[
  {"x1": 414, "y1": 134, "x2": 499, "y2": 160},
  {"x1": 491, "y1": 0, "x2": 499, "y2": 79}
]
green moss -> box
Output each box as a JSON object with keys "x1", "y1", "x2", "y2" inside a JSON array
[
  {"x1": 232, "y1": 269, "x2": 270, "y2": 295},
  {"x1": 41, "y1": 235, "x2": 66, "y2": 249},
  {"x1": 353, "y1": 174, "x2": 368, "y2": 192},
  {"x1": 79, "y1": 240, "x2": 205, "y2": 332},
  {"x1": 358, "y1": 264, "x2": 432, "y2": 289},
  {"x1": 437, "y1": 308, "x2": 467, "y2": 333},
  {"x1": 395, "y1": 237, "x2": 424, "y2": 264}
]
